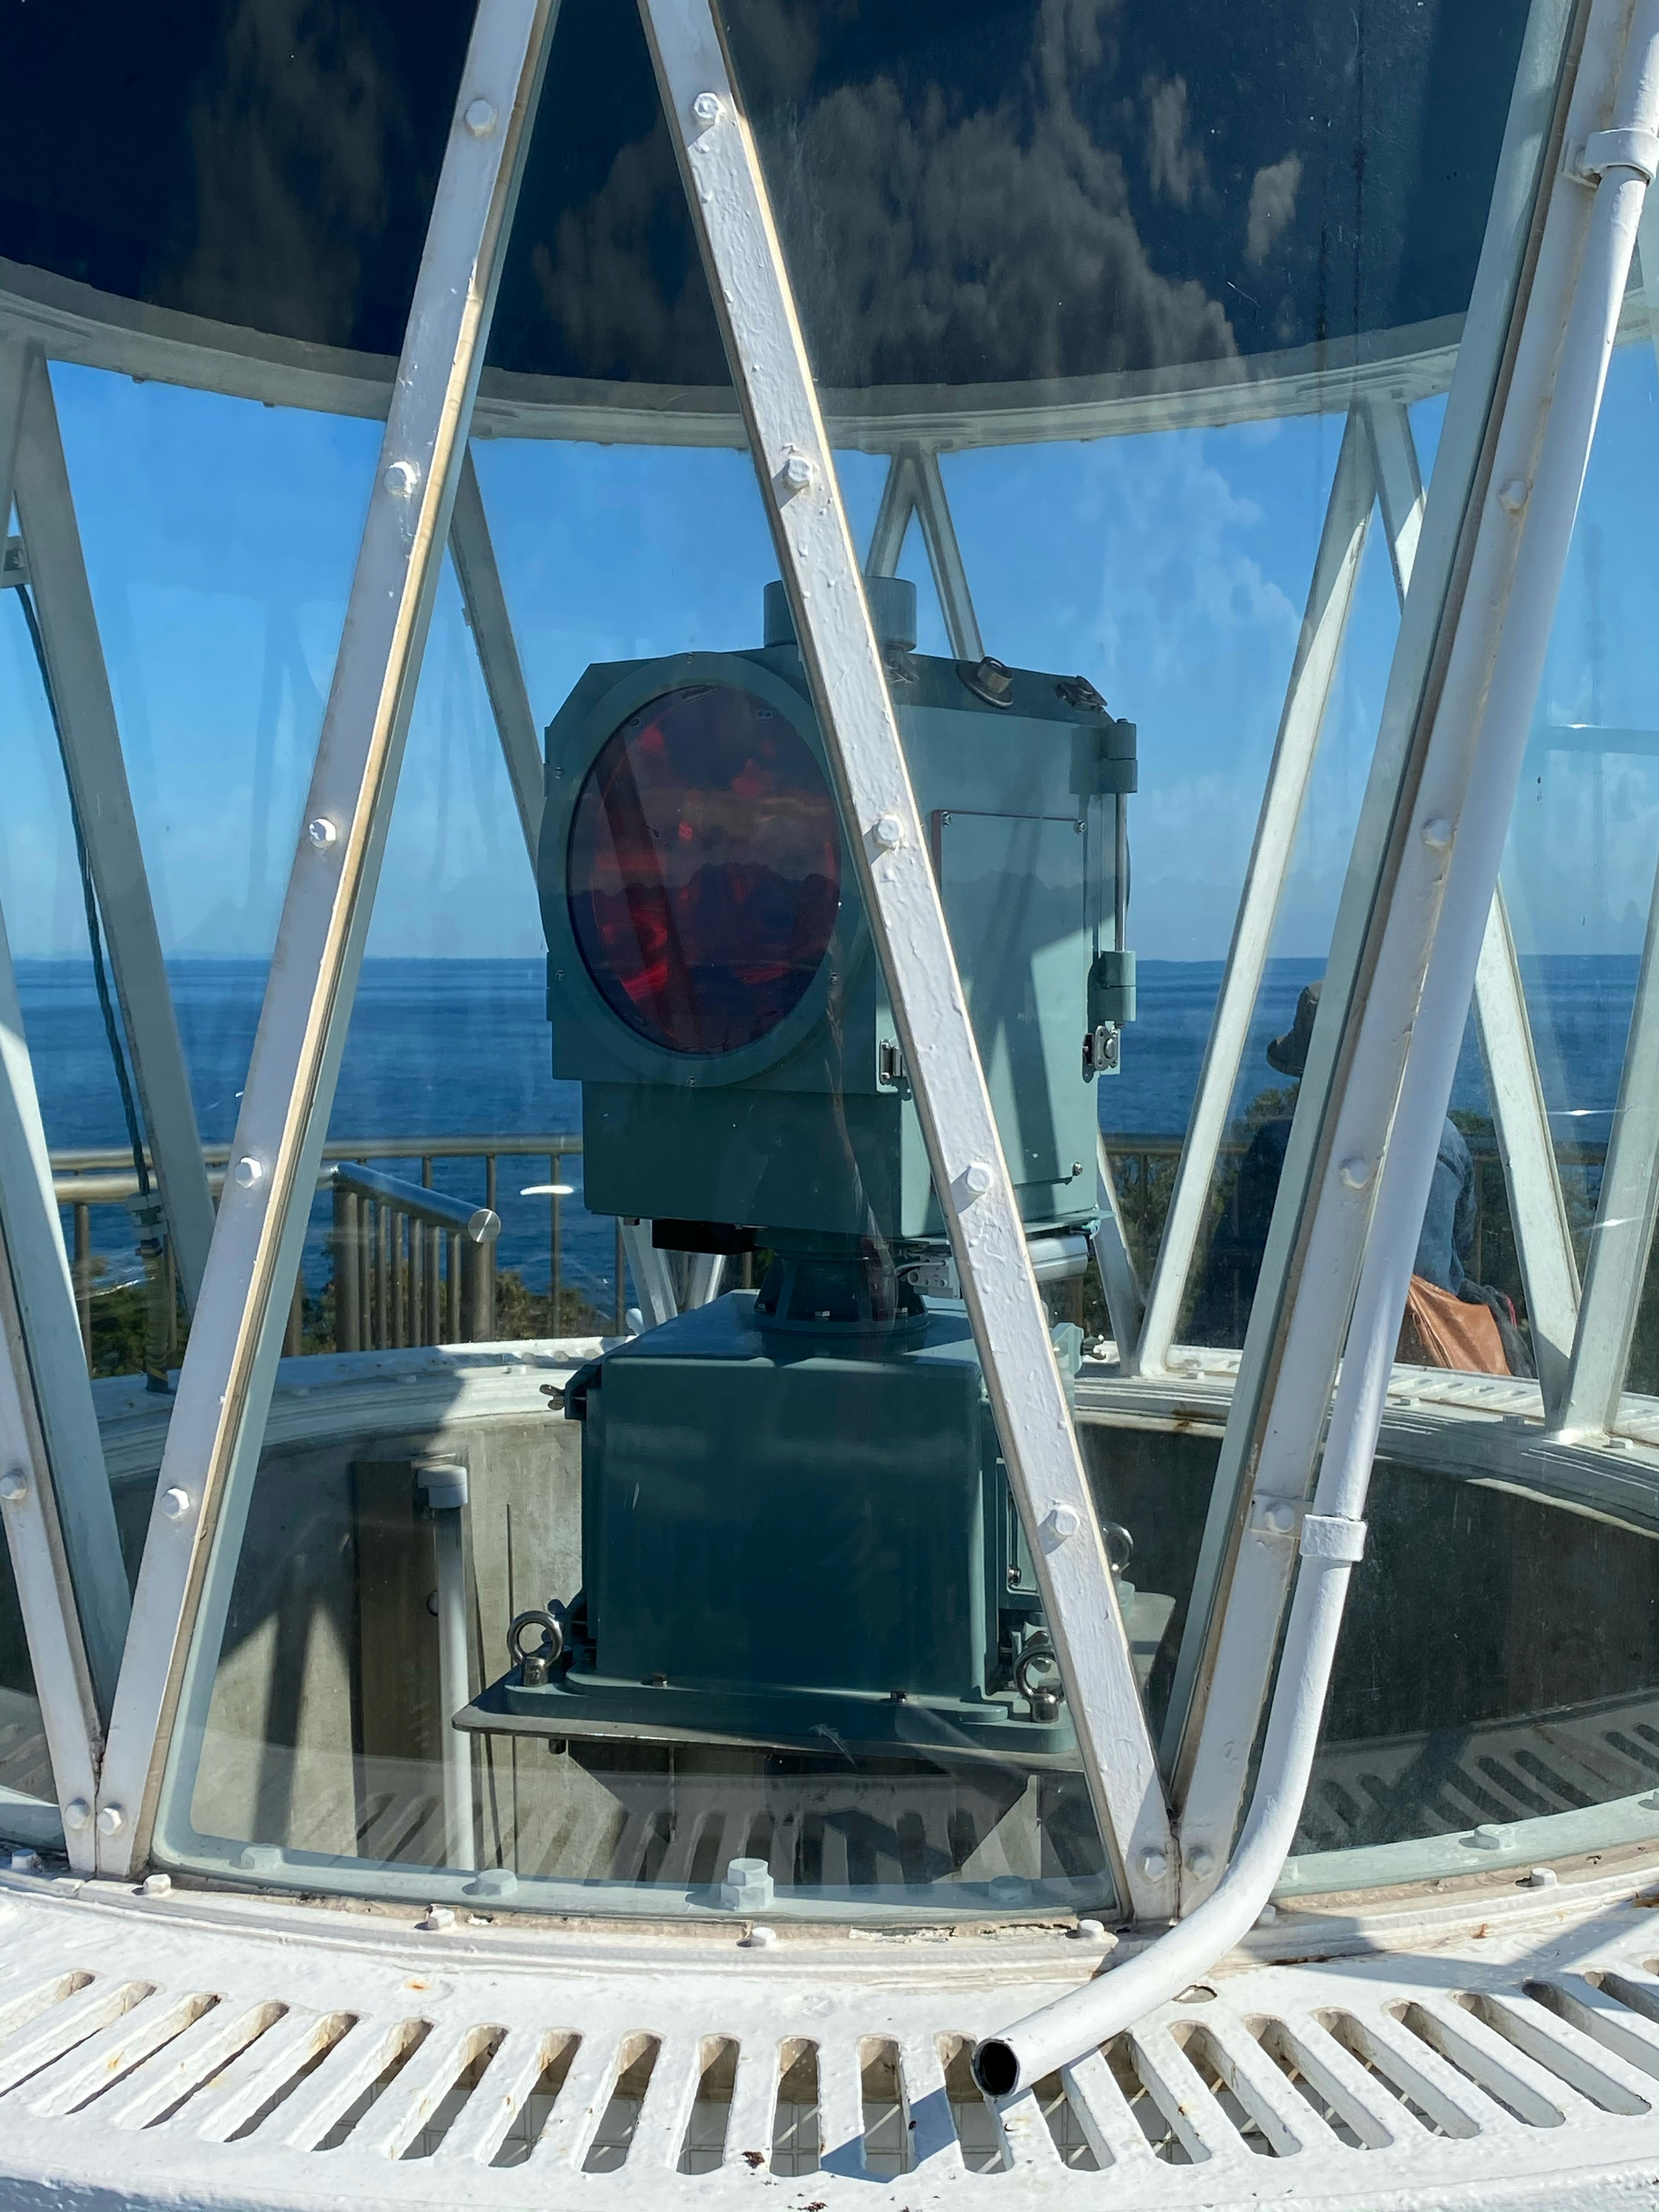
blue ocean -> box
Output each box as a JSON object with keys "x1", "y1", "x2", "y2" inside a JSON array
[{"x1": 17, "y1": 955, "x2": 1637, "y2": 1308}]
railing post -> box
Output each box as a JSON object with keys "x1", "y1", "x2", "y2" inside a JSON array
[
  {"x1": 614, "y1": 1216, "x2": 626, "y2": 1336},
  {"x1": 331, "y1": 1178, "x2": 359, "y2": 1354},
  {"x1": 461, "y1": 1229, "x2": 495, "y2": 1341},
  {"x1": 448, "y1": 1230, "x2": 463, "y2": 1343}
]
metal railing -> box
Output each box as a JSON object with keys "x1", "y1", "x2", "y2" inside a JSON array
[
  {"x1": 50, "y1": 1133, "x2": 593, "y2": 1371},
  {"x1": 47, "y1": 1125, "x2": 1607, "y2": 1377},
  {"x1": 330, "y1": 1163, "x2": 499, "y2": 1351}
]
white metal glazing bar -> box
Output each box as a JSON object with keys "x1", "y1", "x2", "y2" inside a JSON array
[
  {"x1": 1157, "y1": 0, "x2": 1576, "y2": 1788},
  {"x1": 908, "y1": 449, "x2": 984, "y2": 663},
  {"x1": 637, "y1": 0, "x2": 1175, "y2": 1919},
  {"x1": 0, "y1": 1238, "x2": 102, "y2": 1873},
  {"x1": 0, "y1": 906, "x2": 114, "y2": 1870},
  {"x1": 864, "y1": 451, "x2": 917, "y2": 580},
  {"x1": 863, "y1": 444, "x2": 986, "y2": 662},
  {"x1": 1367, "y1": 396, "x2": 1581, "y2": 1412},
  {"x1": 9, "y1": 344, "x2": 217, "y2": 1314},
  {"x1": 91, "y1": 0, "x2": 560, "y2": 1876},
  {"x1": 1548, "y1": 199, "x2": 1659, "y2": 1433},
  {"x1": 0, "y1": 889, "x2": 129, "y2": 1716},
  {"x1": 1171, "y1": 0, "x2": 1639, "y2": 1911},
  {"x1": 1130, "y1": 411, "x2": 1376, "y2": 1377},
  {"x1": 449, "y1": 446, "x2": 544, "y2": 869}
]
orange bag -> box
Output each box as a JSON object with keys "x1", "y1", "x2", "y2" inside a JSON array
[{"x1": 1397, "y1": 1274, "x2": 1508, "y2": 1375}]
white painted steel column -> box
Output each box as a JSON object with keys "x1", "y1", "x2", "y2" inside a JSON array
[
  {"x1": 1171, "y1": 0, "x2": 1653, "y2": 1913},
  {"x1": 864, "y1": 451, "x2": 916, "y2": 580},
  {"x1": 1552, "y1": 200, "x2": 1659, "y2": 1431},
  {"x1": 621, "y1": 1222, "x2": 678, "y2": 1331},
  {"x1": 976, "y1": 0, "x2": 1659, "y2": 2088},
  {"x1": 449, "y1": 447, "x2": 543, "y2": 868},
  {"x1": 92, "y1": 0, "x2": 560, "y2": 1877},
  {"x1": 637, "y1": 0, "x2": 1174, "y2": 1917},
  {"x1": 908, "y1": 449, "x2": 984, "y2": 662},
  {"x1": 0, "y1": 897, "x2": 129, "y2": 1715},
  {"x1": 1130, "y1": 413, "x2": 1376, "y2": 1376},
  {"x1": 10, "y1": 347, "x2": 216, "y2": 1313},
  {"x1": 1157, "y1": 0, "x2": 1576, "y2": 1789},
  {"x1": 0, "y1": 1242, "x2": 102, "y2": 1873},
  {"x1": 0, "y1": 909, "x2": 113, "y2": 1870},
  {"x1": 1368, "y1": 397, "x2": 1581, "y2": 1411}
]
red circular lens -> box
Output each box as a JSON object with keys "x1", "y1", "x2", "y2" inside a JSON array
[{"x1": 568, "y1": 685, "x2": 841, "y2": 1055}]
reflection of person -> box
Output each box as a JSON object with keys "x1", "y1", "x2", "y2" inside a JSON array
[{"x1": 1192, "y1": 981, "x2": 1529, "y2": 1374}]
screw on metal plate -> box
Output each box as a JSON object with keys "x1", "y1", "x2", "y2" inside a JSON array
[
  {"x1": 0, "y1": 1469, "x2": 26, "y2": 1503},
  {"x1": 463, "y1": 97, "x2": 498, "y2": 137},
  {"x1": 692, "y1": 90, "x2": 724, "y2": 130},
  {"x1": 306, "y1": 817, "x2": 338, "y2": 849},
  {"x1": 160, "y1": 1486, "x2": 193, "y2": 1521},
  {"x1": 232, "y1": 1157, "x2": 264, "y2": 1189},
  {"x1": 383, "y1": 458, "x2": 421, "y2": 499}
]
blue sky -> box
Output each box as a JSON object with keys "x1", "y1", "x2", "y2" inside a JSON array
[{"x1": 3, "y1": 331, "x2": 1659, "y2": 976}]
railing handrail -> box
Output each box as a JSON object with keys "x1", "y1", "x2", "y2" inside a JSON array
[
  {"x1": 48, "y1": 1123, "x2": 1609, "y2": 1209},
  {"x1": 331, "y1": 1162, "x2": 499, "y2": 1243},
  {"x1": 50, "y1": 1130, "x2": 583, "y2": 1181}
]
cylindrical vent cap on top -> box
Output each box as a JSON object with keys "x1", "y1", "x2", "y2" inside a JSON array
[{"x1": 764, "y1": 576, "x2": 917, "y2": 652}]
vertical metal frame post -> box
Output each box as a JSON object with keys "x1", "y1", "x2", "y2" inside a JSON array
[
  {"x1": 1368, "y1": 399, "x2": 1582, "y2": 1411},
  {"x1": 1130, "y1": 412, "x2": 1377, "y2": 1376},
  {"x1": 0, "y1": 1243, "x2": 103, "y2": 1872},
  {"x1": 0, "y1": 906, "x2": 122, "y2": 1869},
  {"x1": 8, "y1": 344, "x2": 217, "y2": 1312},
  {"x1": 449, "y1": 447, "x2": 544, "y2": 868},
  {"x1": 637, "y1": 0, "x2": 1175, "y2": 1918},
  {"x1": 1171, "y1": 0, "x2": 1646, "y2": 1908},
  {"x1": 0, "y1": 900, "x2": 130, "y2": 1716},
  {"x1": 1550, "y1": 198, "x2": 1659, "y2": 1434},
  {"x1": 1157, "y1": 0, "x2": 1577, "y2": 1792},
  {"x1": 92, "y1": 0, "x2": 560, "y2": 1876}
]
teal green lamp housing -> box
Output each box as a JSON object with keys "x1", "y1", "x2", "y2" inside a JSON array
[
  {"x1": 467, "y1": 579, "x2": 1136, "y2": 1796},
  {"x1": 537, "y1": 578, "x2": 1136, "y2": 1251}
]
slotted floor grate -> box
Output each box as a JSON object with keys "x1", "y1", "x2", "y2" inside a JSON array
[
  {"x1": 1298, "y1": 1687, "x2": 1659, "y2": 1852},
  {"x1": 4, "y1": 1870, "x2": 1659, "y2": 2205}
]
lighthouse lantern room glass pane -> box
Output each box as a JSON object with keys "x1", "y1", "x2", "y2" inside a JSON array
[{"x1": 0, "y1": 0, "x2": 1611, "y2": 1920}]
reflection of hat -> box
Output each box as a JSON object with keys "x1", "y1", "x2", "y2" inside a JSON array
[{"x1": 1267, "y1": 981, "x2": 1322, "y2": 1077}]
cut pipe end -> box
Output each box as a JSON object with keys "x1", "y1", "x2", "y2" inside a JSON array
[{"x1": 972, "y1": 2038, "x2": 1020, "y2": 2098}]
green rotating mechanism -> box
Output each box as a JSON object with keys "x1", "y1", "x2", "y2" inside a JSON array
[{"x1": 465, "y1": 577, "x2": 1135, "y2": 1766}]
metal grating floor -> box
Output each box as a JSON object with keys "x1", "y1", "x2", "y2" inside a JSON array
[
  {"x1": 1300, "y1": 1686, "x2": 1659, "y2": 1852},
  {"x1": 5, "y1": 1866, "x2": 1659, "y2": 2205}
]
